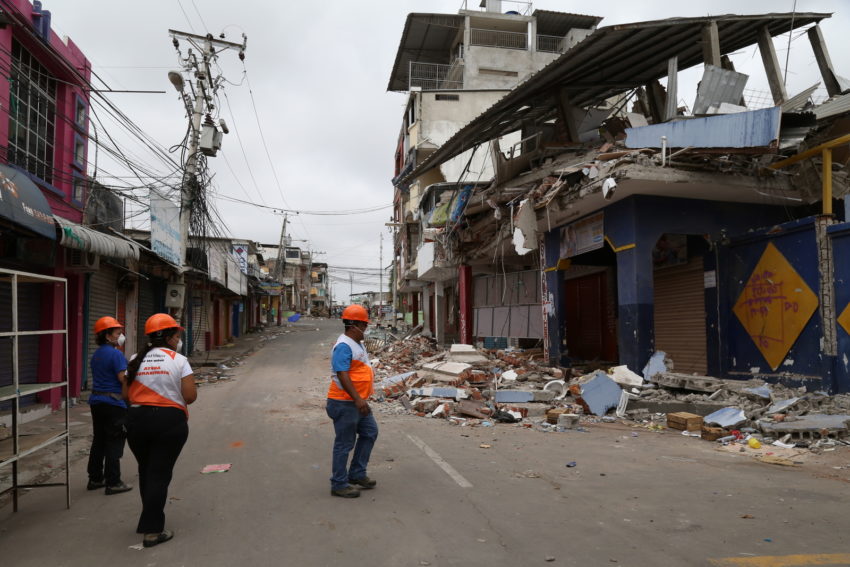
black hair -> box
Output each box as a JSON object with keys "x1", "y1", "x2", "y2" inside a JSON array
[
  {"x1": 126, "y1": 327, "x2": 180, "y2": 384},
  {"x1": 95, "y1": 327, "x2": 121, "y2": 346},
  {"x1": 95, "y1": 330, "x2": 110, "y2": 346}
]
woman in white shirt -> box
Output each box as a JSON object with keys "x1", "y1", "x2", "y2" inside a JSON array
[{"x1": 124, "y1": 313, "x2": 197, "y2": 548}]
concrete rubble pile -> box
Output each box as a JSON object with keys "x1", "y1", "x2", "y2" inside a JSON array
[{"x1": 369, "y1": 338, "x2": 850, "y2": 453}]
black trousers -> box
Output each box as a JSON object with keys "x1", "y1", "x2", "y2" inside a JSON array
[
  {"x1": 126, "y1": 406, "x2": 188, "y2": 534},
  {"x1": 87, "y1": 403, "x2": 127, "y2": 486}
]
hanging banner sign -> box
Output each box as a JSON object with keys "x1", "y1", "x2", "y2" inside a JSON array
[
  {"x1": 559, "y1": 212, "x2": 604, "y2": 259},
  {"x1": 150, "y1": 192, "x2": 183, "y2": 265},
  {"x1": 232, "y1": 243, "x2": 249, "y2": 274}
]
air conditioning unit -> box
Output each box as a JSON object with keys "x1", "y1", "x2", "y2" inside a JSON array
[
  {"x1": 67, "y1": 249, "x2": 100, "y2": 272},
  {"x1": 165, "y1": 283, "x2": 186, "y2": 308}
]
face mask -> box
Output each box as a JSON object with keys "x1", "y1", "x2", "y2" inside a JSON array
[
  {"x1": 176, "y1": 339, "x2": 183, "y2": 352},
  {"x1": 116, "y1": 333, "x2": 126, "y2": 347}
]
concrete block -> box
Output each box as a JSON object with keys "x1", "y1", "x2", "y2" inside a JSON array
[
  {"x1": 421, "y1": 361, "x2": 472, "y2": 375},
  {"x1": 653, "y1": 372, "x2": 724, "y2": 393},
  {"x1": 448, "y1": 344, "x2": 489, "y2": 364},
  {"x1": 557, "y1": 413, "x2": 580, "y2": 428},
  {"x1": 408, "y1": 387, "x2": 468, "y2": 400},
  {"x1": 576, "y1": 373, "x2": 622, "y2": 416},
  {"x1": 456, "y1": 400, "x2": 490, "y2": 419},
  {"x1": 532, "y1": 390, "x2": 556, "y2": 402},
  {"x1": 759, "y1": 414, "x2": 850, "y2": 440},
  {"x1": 494, "y1": 390, "x2": 534, "y2": 403}
]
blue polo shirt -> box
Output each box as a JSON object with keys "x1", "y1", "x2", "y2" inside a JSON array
[{"x1": 89, "y1": 344, "x2": 128, "y2": 408}]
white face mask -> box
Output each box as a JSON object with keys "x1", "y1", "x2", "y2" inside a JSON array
[
  {"x1": 176, "y1": 339, "x2": 183, "y2": 352},
  {"x1": 116, "y1": 333, "x2": 126, "y2": 347}
]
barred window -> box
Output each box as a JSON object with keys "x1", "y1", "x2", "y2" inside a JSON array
[{"x1": 8, "y1": 40, "x2": 56, "y2": 184}]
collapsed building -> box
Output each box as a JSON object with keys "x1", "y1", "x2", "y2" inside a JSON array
[{"x1": 389, "y1": 7, "x2": 850, "y2": 394}]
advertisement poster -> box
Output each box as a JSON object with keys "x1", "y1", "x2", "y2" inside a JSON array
[
  {"x1": 559, "y1": 212, "x2": 604, "y2": 259},
  {"x1": 150, "y1": 191, "x2": 182, "y2": 265}
]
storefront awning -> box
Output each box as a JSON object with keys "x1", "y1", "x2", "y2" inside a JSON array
[
  {"x1": 0, "y1": 164, "x2": 56, "y2": 239},
  {"x1": 54, "y1": 215, "x2": 140, "y2": 260}
]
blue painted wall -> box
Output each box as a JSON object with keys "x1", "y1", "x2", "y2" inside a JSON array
[
  {"x1": 721, "y1": 218, "x2": 828, "y2": 390},
  {"x1": 547, "y1": 195, "x2": 790, "y2": 374},
  {"x1": 829, "y1": 221, "x2": 850, "y2": 393}
]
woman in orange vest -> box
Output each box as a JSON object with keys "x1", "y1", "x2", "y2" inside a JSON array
[
  {"x1": 125, "y1": 313, "x2": 197, "y2": 547},
  {"x1": 326, "y1": 304, "x2": 378, "y2": 498},
  {"x1": 87, "y1": 316, "x2": 132, "y2": 495}
]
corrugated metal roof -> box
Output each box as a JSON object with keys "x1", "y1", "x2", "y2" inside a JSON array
[
  {"x1": 814, "y1": 92, "x2": 850, "y2": 120},
  {"x1": 624, "y1": 107, "x2": 782, "y2": 149},
  {"x1": 399, "y1": 12, "x2": 830, "y2": 184},
  {"x1": 387, "y1": 13, "x2": 465, "y2": 92},
  {"x1": 531, "y1": 10, "x2": 602, "y2": 36},
  {"x1": 781, "y1": 83, "x2": 821, "y2": 112},
  {"x1": 692, "y1": 65, "x2": 748, "y2": 115}
]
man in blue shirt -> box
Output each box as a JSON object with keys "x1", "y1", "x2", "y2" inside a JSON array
[{"x1": 87, "y1": 316, "x2": 132, "y2": 495}]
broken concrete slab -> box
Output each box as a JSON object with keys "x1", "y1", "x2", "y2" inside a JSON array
[
  {"x1": 447, "y1": 344, "x2": 489, "y2": 364},
  {"x1": 760, "y1": 414, "x2": 850, "y2": 440},
  {"x1": 494, "y1": 390, "x2": 534, "y2": 403},
  {"x1": 652, "y1": 373, "x2": 724, "y2": 393},
  {"x1": 408, "y1": 387, "x2": 469, "y2": 401},
  {"x1": 532, "y1": 390, "x2": 556, "y2": 403},
  {"x1": 703, "y1": 407, "x2": 747, "y2": 428},
  {"x1": 419, "y1": 361, "x2": 472, "y2": 384},
  {"x1": 609, "y1": 365, "x2": 644, "y2": 388},
  {"x1": 379, "y1": 371, "x2": 417, "y2": 398},
  {"x1": 574, "y1": 372, "x2": 622, "y2": 416},
  {"x1": 456, "y1": 400, "x2": 490, "y2": 419}
]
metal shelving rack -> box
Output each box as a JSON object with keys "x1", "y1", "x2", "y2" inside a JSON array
[{"x1": 0, "y1": 267, "x2": 70, "y2": 511}]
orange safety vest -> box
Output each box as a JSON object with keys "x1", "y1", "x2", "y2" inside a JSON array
[{"x1": 327, "y1": 334, "x2": 373, "y2": 401}]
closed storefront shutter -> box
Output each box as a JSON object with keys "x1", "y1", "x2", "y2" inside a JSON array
[
  {"x1": 189, "y1": 291, "x2": 210, "y2": 353},
  {"x1": 653, "y1": 256, "x2": 707, "y2": 375},
  {"x1": 136, "y1": 278, "x2": 163, "y2": 352},
  {"x1": 0, "y1": 279, "x2": 42, "y2": 407},
  {"x1": 87, "y1": 265, "x2": 118, "y2": 360}
]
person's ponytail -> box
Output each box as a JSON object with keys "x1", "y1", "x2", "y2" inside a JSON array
[{"x1": 126, "y1": 331, "x2": 175, "y2": 384}]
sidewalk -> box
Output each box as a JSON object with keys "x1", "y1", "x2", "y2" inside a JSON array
[{"x1": 0, "y1": 321, "x2": 308, "y2": 510}]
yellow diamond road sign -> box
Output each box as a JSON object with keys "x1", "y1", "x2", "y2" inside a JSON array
[
  {"x1": 839, "y1": 302, "x2": 850, "y2": 337},
  {"x1": 732, "y1": 242, "x2": 819, "y2": 371}
]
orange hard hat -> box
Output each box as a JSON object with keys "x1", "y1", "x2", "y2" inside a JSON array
[
  {"x1": 94, "y1": 316, "x2": 123, "y2": 334},
  {"x1": 342, "y1": 304, "x2": 369, "y2": 323},
  {"x1": 144, "y1": 313, "x2": 184, "y2": 335}
]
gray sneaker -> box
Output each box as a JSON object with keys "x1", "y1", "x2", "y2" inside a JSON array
[
  {"x1": 330, "y1": 485, "x2": 360, "y2": 498},
  {"x1": 105, "y1": 482, "x2": 133, "y2": 495}
]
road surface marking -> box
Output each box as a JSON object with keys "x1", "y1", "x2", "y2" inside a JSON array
[
  {"x1": 709, "y1": 553, "x2": 850, "y2": 566},
  {"x1": 407, "y1": 434, "x2": 473, "y2": 488}
]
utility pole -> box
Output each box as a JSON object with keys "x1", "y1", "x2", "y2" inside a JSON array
[
  {"x1": 379, "y1": 233, "x2": 383, "y2": 323},
  {"x1": 274, "y1": 214, "x2": 288, "y2": 282},
  {"x1": 166, "y1": 29, "x2": 247, "y2": 323}
]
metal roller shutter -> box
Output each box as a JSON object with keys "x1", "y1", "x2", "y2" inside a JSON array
[
  {"x1": 0, "y1": 279, "x2": 42, "y2": 408},
  {"x1": 87, "y1": 266, "x2": 118, "y2": 360},
  {"x1": 653, "y1": 256, "x2": 707, "y2": 375},
  {"x1": 137, "y1": 279, "x2": 159, "y2": 352}
]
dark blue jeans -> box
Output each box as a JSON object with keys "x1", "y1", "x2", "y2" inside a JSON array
[{"x1": 326, "y1": 398, "x2": 379, "y2": 490}]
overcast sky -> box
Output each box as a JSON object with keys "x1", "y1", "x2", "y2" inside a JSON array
[{"x1": 42, "y1": 0, "x2": 850, "y2": 296}]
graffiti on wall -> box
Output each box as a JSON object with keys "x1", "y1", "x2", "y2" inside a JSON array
[{"x1": 732, "y1": 242, "x2": 818, "y2": 371}]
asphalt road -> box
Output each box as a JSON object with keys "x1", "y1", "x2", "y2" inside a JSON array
[{"x1": 1, "y1": 318, "x2": 849, "y2": 566}]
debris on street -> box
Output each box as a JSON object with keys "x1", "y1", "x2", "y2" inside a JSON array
[{"x1": 368, "y1": 335, "x2": 850, "y2": 461}]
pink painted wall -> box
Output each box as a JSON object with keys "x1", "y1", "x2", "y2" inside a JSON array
[
  {"x1": 0, "y1": 1, "x2": 92, "y2": 399},
  {"x1": 0, "y1": 0, "x2": 91, "y2": 223}
]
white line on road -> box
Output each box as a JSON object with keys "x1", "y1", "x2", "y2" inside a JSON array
[{"x1": 407, "y1": 434, "x2": 473, "y2": 488}]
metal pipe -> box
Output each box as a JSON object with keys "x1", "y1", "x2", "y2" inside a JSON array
[{"x1": 661, "y1": 136, "x2": 668, "y2": 167}]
